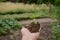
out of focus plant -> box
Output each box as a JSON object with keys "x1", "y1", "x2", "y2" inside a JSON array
[
  {"x1": 0, "y1": 19, "x2": 22, "y2": 36},
  {"x1": 55, "y1": 0, "x2": 60, "y2": 6},
  {"x1": 51, "y1": 22, "x2": 60, "y2": 40},
  {"x1": 0, "y1": 0, "x2": 7, "y2": 2}
]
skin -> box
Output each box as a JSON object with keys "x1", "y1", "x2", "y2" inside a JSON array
[{"x1": 21, "y1": 28, "x2": 39, "y2": 40}]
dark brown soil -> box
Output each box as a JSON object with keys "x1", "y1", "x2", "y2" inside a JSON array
[{"x1": 24, "y1": 22, "x2": 40, "y2": 33}]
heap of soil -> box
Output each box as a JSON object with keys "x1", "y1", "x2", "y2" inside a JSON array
[{"x1": 25, "y1": 22, "x2": 40, "y2": 33}]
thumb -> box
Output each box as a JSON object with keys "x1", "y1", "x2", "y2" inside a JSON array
[
  {"x1": 32, "y1": 32, "x2": 39, "y2": 38},
  {"x1": 21, "y1": 28, "x2": 31, "y2": 36}
]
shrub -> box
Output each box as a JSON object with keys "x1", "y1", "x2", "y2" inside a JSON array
[
  {"x1": 0, "y1": 0, "x2": 7, "y2": 2},
  {"x1": 0, "y1": 19, "x2": 22, "y2": 36},
  {"x1": 55, "y1": 0, "x2": 60, "y2": 6},
  {"x1": 37, "y1": 0, "x2": 43, "y2": 4}
]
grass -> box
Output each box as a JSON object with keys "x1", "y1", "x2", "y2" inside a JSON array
[
  {"x1": 0, "y1": 2, "x2": 56, "y2": 19},
  {"x1": 0, "y1": 2, "x2": 49, "y2": 14},
  {"x1": 0, "y1": 11, "x2": 57, "y2": 21},
  {"x1": 0, "y1": 12, "x2": 48, "y2": 20},
  {"x1": 0, "y1": 2, "x2": 52, "y2": 20},
  {"x1": 0, "y1": 2, "x2": 58, "y2": 20},
  {"x1": 51, "y1": 22, "x2": 60, "y2": 40},
  {"x1": 51, "y1": 6, "x2": 60, "y2": 40}
]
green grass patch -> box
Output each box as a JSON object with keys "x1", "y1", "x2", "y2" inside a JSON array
[
  {"x1": 0, "y1": 12, "x2": 49, "y2": 20},
  {"x1": 0, "y1": 19, "x2": 22, "y2": 36},
  {"x1": 51, "y1": 22, "x2": 60, "y2": 40}
]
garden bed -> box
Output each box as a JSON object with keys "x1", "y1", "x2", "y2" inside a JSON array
[
  {"x1": 0, "y1": 22, "x2": 54, "y2": 40},
  {"x1": 0, "y1": 18, "x2": 57, "y2": 40}
]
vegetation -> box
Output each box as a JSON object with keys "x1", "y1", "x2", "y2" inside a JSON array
[
  {"x1": 55, "y1": 0, "x2": 60, "y2": 6},
  {"x1": 51, "y1": 22, "x2": 60, "y2": 40},
  {"x1": 0, "y1": 2, "x2": 50, "y2": 14},
  {"x1": 0, "y1": 19, "x2": 22, "y2": 36},
  {"x1": 0, "y1": 0, "x2": 60, "y2": 40},
  {"x1": 0, "y1": 0, "x2": 60, "y2": 6},
  {"x1": 0, "y1": 2, "x2": 37, "y2": 14},
  {"x1": 51, "y1": 6, "x2": 60, "y2": 40},
  {"x1": 0, "y1": 2, "x2": 51, "y2": 20},
  {"x1": 0, "y1": 0, "x2": 7, "y2": 2}
]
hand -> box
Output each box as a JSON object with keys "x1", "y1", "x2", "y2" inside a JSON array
[{"x1": 21, "y1": 28, "x2": 39, "y2": 40}]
